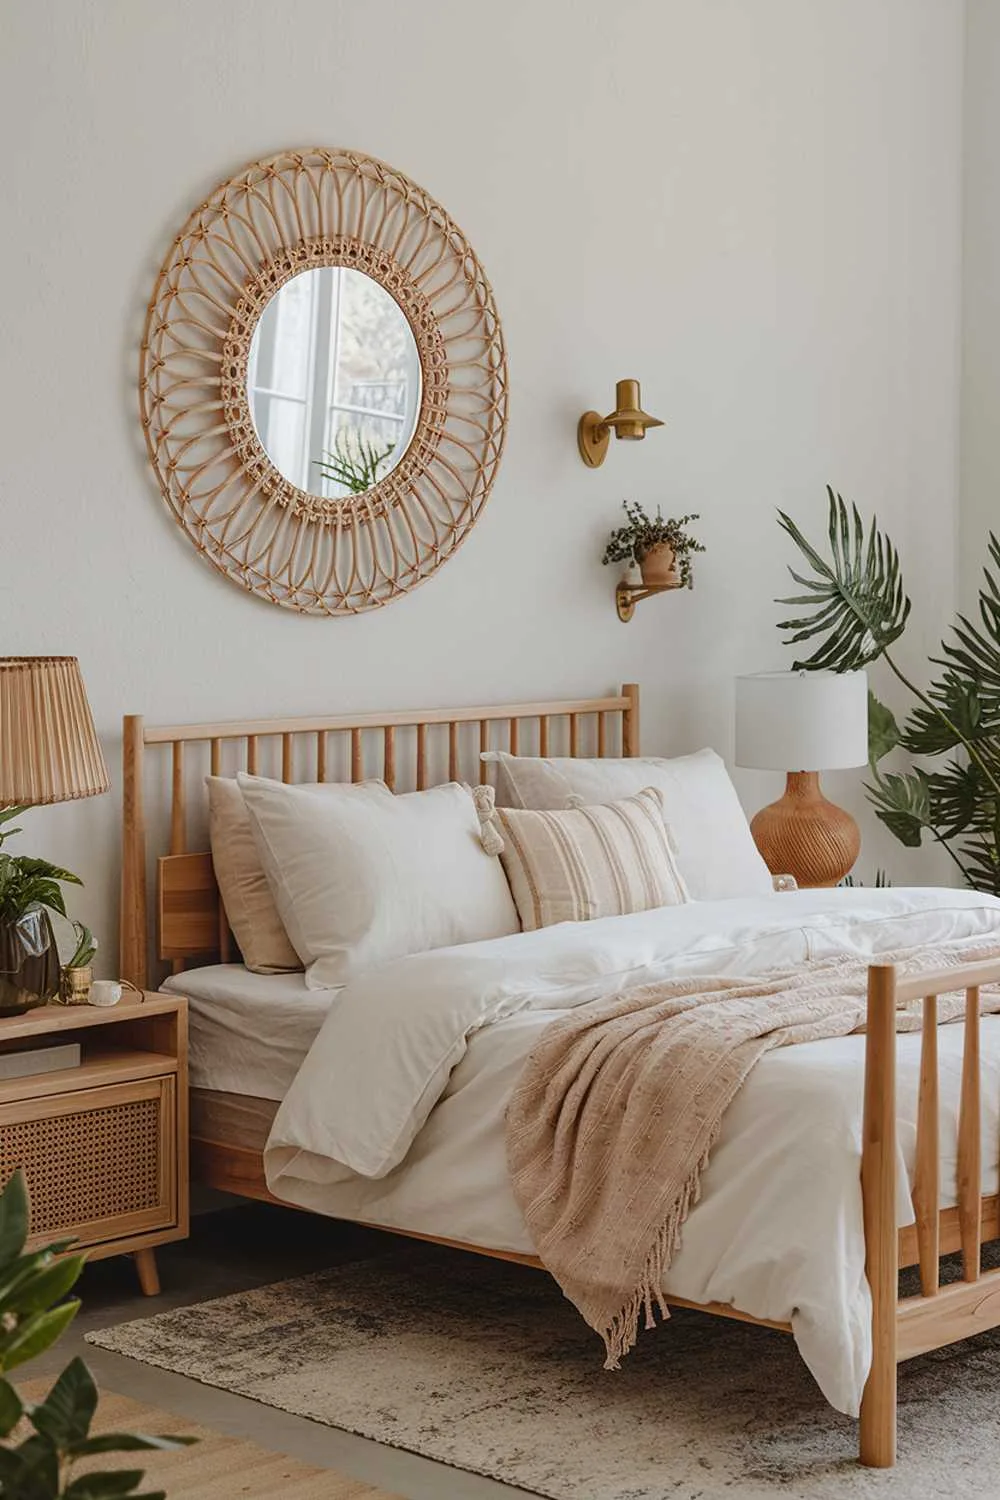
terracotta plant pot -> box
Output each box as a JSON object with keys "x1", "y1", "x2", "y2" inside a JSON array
[
  {"x1": 0, "y1": 908, "x2": 59, "y2": 1017},
  {"x1": 638, "y1": 542, "x2": 678, "y2": 586}
]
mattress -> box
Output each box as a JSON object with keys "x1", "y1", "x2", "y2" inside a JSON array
[{"x1": 160, "y1": 964, "x2": 337, "y2": 1100}]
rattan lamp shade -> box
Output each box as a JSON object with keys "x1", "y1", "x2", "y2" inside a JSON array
[{"x1": 0, "y1": 658, "x2": 109, "y2": 805}]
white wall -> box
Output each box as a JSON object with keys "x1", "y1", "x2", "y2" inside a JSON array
[
  {"x1": 0, "y1": 0, "x2": 965, "y2": 967},
  {"x1": 961, "y1": 0, "x2": 1000, "y2": 605}
]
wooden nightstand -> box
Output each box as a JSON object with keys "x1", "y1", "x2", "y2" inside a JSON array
[{"x1": 0, "y1": 992, "x2": 188, "y2": 1295}]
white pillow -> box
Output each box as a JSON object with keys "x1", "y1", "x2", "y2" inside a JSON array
[
  {"x1": 239, "y1": 775, "x2": 520, "y2": 989},
  {"x1": 484, "y1": 749, "x2": 773, "y2": 902},
  {"x1": 207, "y1": 775, "x2": 391, "y2": 974}
]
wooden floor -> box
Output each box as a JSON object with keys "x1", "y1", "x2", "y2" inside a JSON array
[
  {"x1": 21, "y1": 1382, "x2": 398, "y2": 1499},
  {"x1": 29, "y1": 1202, "x2": 529, "y2": 1500}
]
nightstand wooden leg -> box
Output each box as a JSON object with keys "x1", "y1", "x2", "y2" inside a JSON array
[{"x1": 134, "y1": 1248, "x2": 160, "y2": 1296}]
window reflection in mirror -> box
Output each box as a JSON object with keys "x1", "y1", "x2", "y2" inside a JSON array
[{"x1": 248, "y1": 267, "x2": 422, "y2": 498}]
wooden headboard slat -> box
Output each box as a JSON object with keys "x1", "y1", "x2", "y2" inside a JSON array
[
  {"x1": 140, "y1": 694, "x2": 633, "y2": 745},
  {"x1": 121, "y1": 686, "x2": 640, "y2": 987}
]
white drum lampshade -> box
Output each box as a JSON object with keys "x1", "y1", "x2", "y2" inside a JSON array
[
  {"x1": 735, "y1": 670, "x2": 869, "y2": 772},
  {"x1": 735, "y1": 669, "x2": 868, "y2": 888}
]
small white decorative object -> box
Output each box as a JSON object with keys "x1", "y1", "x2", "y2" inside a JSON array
[{"x1": 89, "y1": 979, "x2": 123, "y2": 1007}]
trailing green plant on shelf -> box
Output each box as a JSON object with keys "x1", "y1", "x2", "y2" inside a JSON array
[
  {"x1": 0, "y1": 1169, "x2": 194, "y2": 1498},
  {"x1": 601, "y1": 502, "x2": 704, "y2": 588},
  {"x1": 776, "y1": 486, "x2": 1000, "y2": 893}
]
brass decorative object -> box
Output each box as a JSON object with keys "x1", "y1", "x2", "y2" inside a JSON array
[
  {"x1": 59, "y1": 964, "x2": 93, "y2": 1006},
  {"x1": 140, "y1": 148, "x2": 508, "y2": 615},
  {"x1": 578, "y1": 379, "x2": 663, "y2": 468}
]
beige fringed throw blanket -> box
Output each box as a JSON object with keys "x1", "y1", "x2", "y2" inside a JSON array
[{"x1": 506, "y1": 943, "x2": 1000, "y2": 1369}]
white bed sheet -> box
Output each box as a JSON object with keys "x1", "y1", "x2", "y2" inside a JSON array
[
  {"x1": 160, "y1": 964, "x2": 337, "y2": 1099},
  {"x1": 264, "y1": 886, "x2": 1000, "y2": 1418}
]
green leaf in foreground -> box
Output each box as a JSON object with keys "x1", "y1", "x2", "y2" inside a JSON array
[
  {"x1": 27, "y1": 1358, "x2": 97, "y2": 1446},
  {"x1": 868, "y1": 692, "x2": 901, "y2": 766}
]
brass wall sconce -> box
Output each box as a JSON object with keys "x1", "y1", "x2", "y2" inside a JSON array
[{"x1": 577, "y1": 379, "x2": 663, "y2": 468}]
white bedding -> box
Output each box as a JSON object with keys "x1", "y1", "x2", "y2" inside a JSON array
[
  {"x1": 161, "y1": 965, "x2": 336, "y2": 1099},
  {"x1": 264, "y1": 886, "x2": 1000, "y2": 1418}
]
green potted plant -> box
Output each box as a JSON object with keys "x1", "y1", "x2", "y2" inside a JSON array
[
  {"x1": 0, "y1": 808, "x2": 83, "y2": 1017},
  {"x1": 0, "y1": 1168, "x2": 193, "y2": 1496},
  {"x1": 59, "y1": 922, "x2": 98, "y2": 1007},
  {"x1": 602, "y1": 502, "x2": 704, "y2": 588}
]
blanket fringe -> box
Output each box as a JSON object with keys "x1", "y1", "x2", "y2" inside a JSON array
[{"x1": 601, "y1": 1148, "x2": 709, "y2": 1370}]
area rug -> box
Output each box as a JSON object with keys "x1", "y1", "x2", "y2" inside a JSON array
[
  {"x1": 86, "y1": 1248, "x2": 1000, "y2": 1500},
  {"x1": 20, "y1": 1379, "x2": 398, "y2": 1499}
]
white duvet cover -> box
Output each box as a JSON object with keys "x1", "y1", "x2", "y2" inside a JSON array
[{"x1": 264, "y1": 887, "x2": 1000, "y2": 1417}]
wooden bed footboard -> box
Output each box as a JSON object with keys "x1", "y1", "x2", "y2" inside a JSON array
[
  {"x1": 191, "y1": 954, "x2": 1000, "y2": 1471},
  {"x1": 860, "y1": 956, "x2": 1000, "y2": 1468}
]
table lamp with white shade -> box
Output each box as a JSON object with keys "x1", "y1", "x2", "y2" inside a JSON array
[{"x1": 735, "y1": 669, "x2": 869, "y2": 889}]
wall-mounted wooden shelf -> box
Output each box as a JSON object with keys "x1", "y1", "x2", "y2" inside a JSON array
[{"x1": 615, "y1": 576, "x2": 684, "y2": 622}]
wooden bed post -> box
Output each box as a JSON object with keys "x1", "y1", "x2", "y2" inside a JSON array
[
  {"x1": 859, "y1": 960, "x2": 898, "y2": 1467},
  {"x1": 121, "y1": 714, "x2": 148, "y2": 990},
  {"x1": 622, "y1": 682, "x2": 640, "y2": 757}
]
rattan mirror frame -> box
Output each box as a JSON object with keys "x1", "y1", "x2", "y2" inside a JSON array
[{"x1": 140, "y1": 148, "x2": 508, "y2": 615}]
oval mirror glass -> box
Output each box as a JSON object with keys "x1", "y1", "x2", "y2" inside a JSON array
[{"x1": 248, "y1": 266, "x2": 422, "y2": 498}]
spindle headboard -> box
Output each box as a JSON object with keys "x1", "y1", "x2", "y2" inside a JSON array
[{"x1": 120, "y1": 684, "x2": 640, "y2": 989}]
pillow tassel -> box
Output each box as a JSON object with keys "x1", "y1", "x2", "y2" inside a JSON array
[{"x1": 471, "y1": 783, "x2": 505, "y2": 855}]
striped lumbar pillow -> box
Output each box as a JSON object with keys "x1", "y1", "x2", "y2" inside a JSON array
[{"x1": 493, "y1": 787, "x2": 689, "y2": 931}]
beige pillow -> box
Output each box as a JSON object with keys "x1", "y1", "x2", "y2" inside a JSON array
[
  {"x1": 485, "y1": 749, "x2": 774, "y2": 902},
  {"x1": 493, "y1": 788, "x2": 689, "y2": 932},
  {"x1": 239, "y1": 776, "x2": 520, "y2": 989},
  {"x1": 207, "y1": 776, "x2": 390, "y2": 974}
]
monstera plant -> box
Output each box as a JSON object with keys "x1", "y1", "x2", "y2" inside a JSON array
[{"x1": 777, "y1": 488, "x2": 1000, "y2": 893}]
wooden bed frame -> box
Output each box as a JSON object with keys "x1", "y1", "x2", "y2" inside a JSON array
[{"x1": 119, "y1": 683, "x2": 1000, "y2": 1468}]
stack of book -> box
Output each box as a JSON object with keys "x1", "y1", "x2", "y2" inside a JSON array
[{"x1": 0, "y1": 1040, "x2": 81, "y2": 1081}]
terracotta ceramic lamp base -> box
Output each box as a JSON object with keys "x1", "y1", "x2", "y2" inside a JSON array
[{"x1": 750, "y1": 771, "x2": 860, "y2": 889}]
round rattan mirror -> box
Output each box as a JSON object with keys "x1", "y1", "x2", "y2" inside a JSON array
[
  {"x1": 140, "y1": 148, "x2": 508, "y2": 614},
  {"x1": 247, "y1": 266, "x2": 423, "y2": 500}
]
